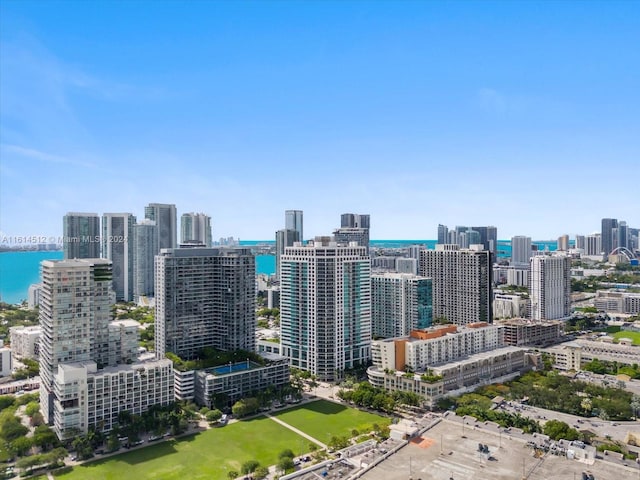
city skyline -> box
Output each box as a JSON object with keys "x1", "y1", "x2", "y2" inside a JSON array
[{"x1": 1, "y1": 1, "x2": 638, "y2": 241}]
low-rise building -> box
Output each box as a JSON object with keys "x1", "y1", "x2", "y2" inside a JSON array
[
  {"x1": 594, "y1": 290, "x2": 640, "y2": 315},
  {"x1": 576, "y1": 338, "x2": 640, "y2": 365},
  {"x1": 371, "y1": 323, "x2": 504, "y2": 372},
  {"x1": 9, "y1": 325, "x2": 41, "y2": 360},
  {"x1": 368, "y1": 346, "x2": 528, "y2": 407},
  {"x1": 52, "y1": 358, "x2": 174, "y2": 439},
  {"x1": 497, "y1": 318, "x2": 565, "y2": 347},
  {"x1": 171, "y1": 354, "x2": 290, "y2": 407},
  {"x1": 493, "y1": 294, "x2": 528, "y2": 320},
  {"x1": 544, "y1": 341, "x2": 582, "y2": 371}
]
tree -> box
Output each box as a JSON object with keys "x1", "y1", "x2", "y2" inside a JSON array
[
  {"x1": 206, "y1": 409, "x2": 223, "y2": 423},
  {"x1": 9, "y1": 436, "x2": 33, "y2": 457},
  {"x1": 32, "y1": 425, "x2": 59, "y2": 451},
  {"x1": 107, "y1": 432, "x2": 121, "y2": 452},
  {"x1": 241, "y1": 459, "x2": 260, "y2": 475},
  {"x1": 279, "y1": 448, "x2": 295, "y2": 460},
  {"x1": 227, "y1": 470, "x2": 239, "y2": 480},
  {"x1": 254, "y1": 466, "x2": 269, "y2": 479},
  {"x1": 232, "y1": 397, "x2": 259, "y2": 417},
  {"x1": 543, "y1": 420, "x2": 579, "y2": 441},
  {"x1": 277, "y1": 456, "x2": 295, "y2": 473},
  {"x1": 25, "y1": 401, "x2": 40, "y2": 417},
  {"x1": 72, "y1": 435, "x2": 94, "y2": 460}
]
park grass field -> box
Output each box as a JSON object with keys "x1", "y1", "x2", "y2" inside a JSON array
[
  {"x1": 612, "y1": 330, "x2": 640, "y2": 345},
  {"x1": 272, "y1": 399, "x2": 390, "y2": 444},
  {"x1": 55, "y1": 416, "x2": 305, "y2": 480}
]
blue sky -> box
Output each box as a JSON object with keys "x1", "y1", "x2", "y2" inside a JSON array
[{"x1": 1, "y1": 1, "x2": 638, "y2": 242}]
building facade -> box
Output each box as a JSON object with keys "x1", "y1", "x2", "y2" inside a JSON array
[
  {"x1": 498, "y1": 318, "x2": 565, "y2": 346},
  {"x1": 52, "y1": 359, "x2": 173, "y2": 439},
  {"x1": 193, "y1": 355, "x2": 290, "y2": 407},
  {"x1": 371, "y1": 273, "x2": 432, "y2": 338},
  {"x1": 279, "y1": 238, "x2": 371, "y2": 381},
  {"x1": 62, "y1": 213, "x2": 100, "y2": 259},
  {"x1": 594, "y1": 290, "x2": 640, "y2": 315},
  {"x1": 511, "y1": 236, "x2": 532, "y2": 267},
  {"x1": 9, "y1": 325, "x2": 42, "y2": 360},
  {"x1": 133, "y1": 220, "x2": 158, "y2": 300},
  {"x1": 371, "y1": 323, "x2": 504, "y2": 372},
  {"x1": 285, "y1": 210, "x2": 304, "y2": 243},
  {"x1": 181, "y1": 212, "x2": 212, "y2": 247},
  {"x1": 28, "y1": 283, "x2": 42, "y2": 309},
  {"x1": 419, "y1": 244, "x2": 492, "y2": 325},
  {"x1": 529, "y1": 254, "x2": 571, "y2": 320},
  {"x1": 0, "y1": 348, "x2": 12, "y2": 377},
  {"x1": 145, "y1": 203, "x2": 177, "y2": 252},
  {"x1": 38, "y1": 258, "x2": 171, "y2": 439},
  {"x1": 601, "y1": 218, "x2": 618, "y2": 256},
  {"x1": 275, "y1": 229, "x2": 300, "y2": 280},
  {"x1": 155, "y1": 247, "x2": 256, "y2": 359},
  {"x1": 102, "y1": 213, "x2": 136, "y2": 301}
]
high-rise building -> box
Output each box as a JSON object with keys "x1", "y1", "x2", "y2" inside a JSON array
[
  {"x1": 181, "y1": 212, "x2": 212, "y2": 247},
  {"x1": 275, "y1": 229, "x2": 300, "y2": 280},
  {"x1": 155, "y1": 248, "x2": 256, "y2": 359},
  {"x1": 472, "y1": 226, "x2": 498, "y2": 254},
  {"x1": 575, "y1": 235, "x2": 586, "y2": 250},
  {"x1": 437, "y1": 224, "x2": 449, "y2": 245},
  {"x1": 511, "y1": 236, "x2": 532, "y2": 267},
  {"x1": 341, "y1": 213, "x2": 370, "y2": 229},
  {"x1": 557, "y1": 234, "x2": 569, "y2": 252},
  {"x1": 62, "y1": 213, "x2": 100, "y2": 259},
  {"x1": 530, "y1": 253, "x2": 571, "y2": 320},
  {"x1": 336, "y1": 213, "x2": 370, "y2": 251},
  {"x1": 133, "y1": 220, "x2": 157, "y2": 300},
  {"x1": 437, "y1": 224, "x2": 497, "y2": 254},
  {"x1": 279, "y1": 237, "x2": 371, "y2": 381},
  {"x1": 145, "y1": 203, "x2": 177, "y2": 252},
  {"x1": 102, "y1": 213, "x2": 136, "y2": 301},
  {"x1": 585, "y1": 233, "x2": 602, "y2": 256},
  {"x1": 419, "y1": 244, "x2": 492, "y2": 325},
  {"x1": 285, "y1": 210, "x2": 304, "y2": 242},
  {"x1": 39, "y1": 259, "x2": 114, "y2": 424},
  {"x1": 333, "y1": 227, "x2": 370, "y2": 252},
  {"x1": 38, "y1": 258, "x2": 173, "y2": 440},
  {"x1": 617, "y1": 221, "x2": 629, "y2": 251},
  {"x1": 601, "y1": 218, "x2": 618, "y2": 256},
  {"x1": 371, "y1": 273, "x2": 432, "y2": 338}
]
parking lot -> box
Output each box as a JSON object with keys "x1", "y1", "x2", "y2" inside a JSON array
[{"x1": 358, "y1": 417, "x2": 639, "y2": 480}]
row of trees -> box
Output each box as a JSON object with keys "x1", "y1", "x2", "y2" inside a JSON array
[
  {"x1": 67, "y1": 402, "x2": 194, "y2": 461},
  {"x1": 336, "y1": 381, "x2": 421, "y2": 413},
  {"x1": 450, "y1": 393, "x2": 541, "y2": 434},
  {"x1": 583, "y1": 358, "x2": 640, "y2": 379}
]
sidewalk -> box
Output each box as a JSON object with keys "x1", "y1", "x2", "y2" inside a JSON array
[{"x1": 265, "y1": 413, "x2": 327, "y2": 449}]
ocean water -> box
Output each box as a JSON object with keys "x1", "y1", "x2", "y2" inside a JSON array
[
  {"x1": 0, "y1": 250, "x2": 64, "y2": 304},
  {"x1": 0, "y1": 250, "x2": 277, "y2": 305},
  {"x1": 0, "y1": 239, "x2": 562, "y2": 305}
]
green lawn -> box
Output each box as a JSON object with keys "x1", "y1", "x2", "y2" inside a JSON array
[
  {"x1": 54, "y1": 400, "x2": 388, "y2": 480},
  {"x1": 55, "y1": 417, "x2": 305, "y2": 480},
  {"x1": 271, "y1": 400, "x2": 390, "y2": 444},
  {"x1": 612, "y1": 330, "x2": 640, "y2": 345}
]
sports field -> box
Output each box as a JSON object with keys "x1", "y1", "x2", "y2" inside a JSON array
[
  {"x1": 272, "y1": 400, "x2": 390, "y2": 444},
  {"x1": 612, "y1": 330, "x2": 640, "y2": 345},
  {"x1": 55, "y1": 416, "x2": 304, "y2": 480},
  {"x1": 54, "y1": 400, "x2": 388, "y2": 480}
]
